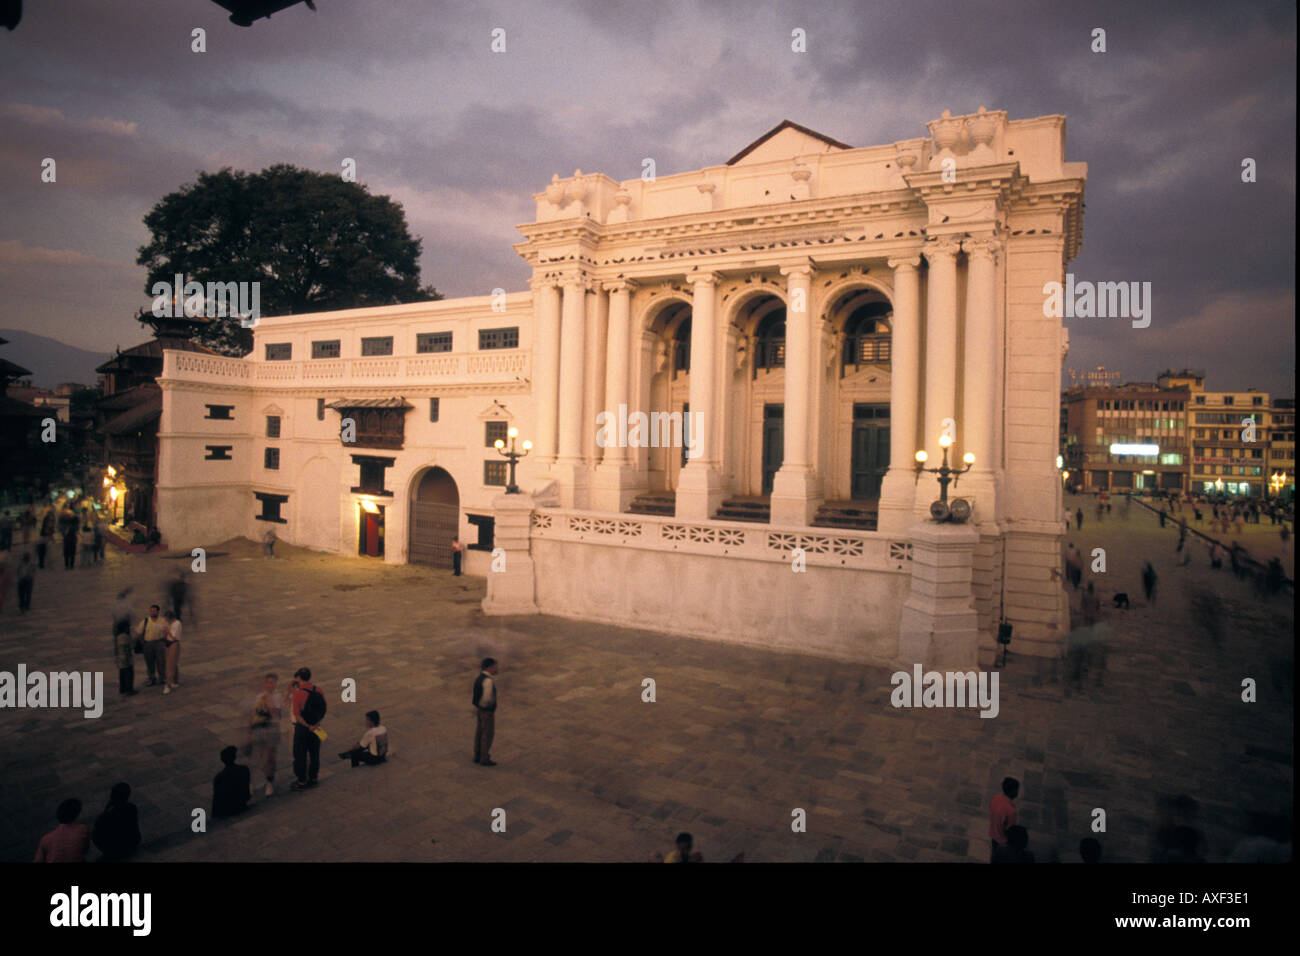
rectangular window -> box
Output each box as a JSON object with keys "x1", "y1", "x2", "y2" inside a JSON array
[
  {"x1": 467, "y1": 514, "x2": 495, "y2": 551},
  {"x1": 485, "y1": 421, "x2": 508, "y2": 447},
  {"x1": 484, "y1": 460, "x2": 507, "y2": 486},
  {"x1": 204, "y1": 445, "x2": 233, "y2": 460},
  {"x1": 265, "y1": 343, "x2": 292, "y2": 361},
  {"x1": 1253, "y1": 396, "x2": 1264, "y2": 406},
  {"x1": 264, "y1": 447, "x2": 280, "y2": 470},
  {"x1": 254, "y1": 492, "x2": 288, "y2": 523},
  {"x1": 361, "y1": 336, "x2": 393, "y2": 356},
  {"x1": 417, "y1": 332, "x2": 453, "y2": 353},
  {"x1": 1224, "y1": 396, "x2": 1234, "y2": 405},
  {"x1": 478, "y1": 327, "x2": 519, "y2": 350},
  {"x1": 429, "y1": 397, "x2": 440, "y2": 422},
  {"x1": 266, "y1": 415, "x2": 281, "y2": 438},
  {"x1": 350, "y1": 455, "x2": 395, "y2": 496},
  {"x1": 311, "y1": 339, "x2": 341, "y2": 359},
  {"x1": 204, "y1": 404, "x2": 234, "y2": 420},
  {"x1": 1196, "y1": 396, "x2": 1205, "y2": 404}
]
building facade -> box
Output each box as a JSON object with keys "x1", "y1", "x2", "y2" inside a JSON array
[{"x1": 158, "y1": 108, "x2": 1087, "y2": 664}]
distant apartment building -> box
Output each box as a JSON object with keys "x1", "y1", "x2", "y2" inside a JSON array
[
  {"x1": 1062, "y1": 373, "x2": 1190, "y2": 494},
  {"x1": 1062, "y1": 368, "x2": 1295, "y2": 499}
]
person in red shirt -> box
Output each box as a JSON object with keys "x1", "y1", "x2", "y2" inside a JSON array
[
  {"x1": 988, "y1": 777, "x2": 1020, "y2": 862},
  {"x1": 34, "y1": 798, "x2": 91, "y2": 863},
  {"x1": 289, "y1": 667, "x2": 323, "y2": 791}
]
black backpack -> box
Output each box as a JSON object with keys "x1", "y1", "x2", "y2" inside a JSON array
[{"x1": 300, "y1": 685, "x2": 327, "y2": 725}]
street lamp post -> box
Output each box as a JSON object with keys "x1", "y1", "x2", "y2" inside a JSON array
[
  {"x1": 914, "y1": 433, "x2": 975, "y2": 521},
  {"x1": 493, "y1": 427, "x2": 532, "y2": 495}
]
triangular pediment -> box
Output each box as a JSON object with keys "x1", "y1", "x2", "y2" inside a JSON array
[
  {"x1": 478, "y1": 400, "x2": 513, "y2": 421},
  {"x1": 726, "y1": 120, "x2": 854, "y2": 166}
]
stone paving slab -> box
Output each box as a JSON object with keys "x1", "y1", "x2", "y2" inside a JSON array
[{"x1": 0, "y1": 497, "x2": 1292, "y2": 862}]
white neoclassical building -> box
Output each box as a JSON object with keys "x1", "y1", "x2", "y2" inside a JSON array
[{"x1": 157, "y1": 108, "x2": 1085, "y2": 667}]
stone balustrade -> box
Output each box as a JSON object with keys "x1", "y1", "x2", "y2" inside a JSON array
[{"x1": 530, "y1": 508, "x2": 912, "y2": 573}]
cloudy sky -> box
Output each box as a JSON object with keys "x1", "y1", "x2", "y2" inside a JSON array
[{"x1": 0, "y1": 0, "x2": 1294, "y2": 394}]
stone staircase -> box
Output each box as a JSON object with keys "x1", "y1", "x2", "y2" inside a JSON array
[
  {"x1": 627, "y1": 491, "x2": 675, "y2": 516},
  {"x1": 812, "y1": 500, "x2": 878, "y2": 531},
  {"x1": 715, "y1": 496, "x2": 771, "y2": 523}
]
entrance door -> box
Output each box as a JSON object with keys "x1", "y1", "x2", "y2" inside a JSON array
[
  {"x1": 409, "y1": 467, "x2": 459, "y2": 568},
  {"x1": 761, "y1": 404, "x2": 784, "y2": 495},
  {"x1": 851, "y1": 404, "x2": 890, "y2": 499},
  {"x1": 358, "y1": 506, "x2": 385, "y2": 557}
]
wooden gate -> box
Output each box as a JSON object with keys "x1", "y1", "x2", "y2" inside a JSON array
[{"x1": 409, "y1": 501, "x2": 458, "y2": 567}]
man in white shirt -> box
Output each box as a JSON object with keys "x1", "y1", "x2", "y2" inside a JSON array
[{"x1": 338, "y1": 710, "x2": 388, "y2": 767}]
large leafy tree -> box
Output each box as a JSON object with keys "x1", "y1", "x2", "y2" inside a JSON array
[{"x1": 136, "y1": 164, "x2": 441, "y2": 354}]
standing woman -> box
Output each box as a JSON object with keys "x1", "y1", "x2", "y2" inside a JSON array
[
  {"x1": 36, "y1": 506, "x2": 54, "y2": 569},
  {"x1": 162, "y1": 610, "x2": 182, "y2": 694},
  {"x1": 244, "y1": 673, "x2": 284, "y2": 798}
]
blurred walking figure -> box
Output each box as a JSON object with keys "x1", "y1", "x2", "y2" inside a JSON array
[
  {"x1": 243, "y1": 673, "x2": 284, "y2": 797},
  {"x1": 16, "y1": 552, "x2": 35, "y2": 612},
  {"x1": 136, "y1": 603, "x2": 168, "y2": 687},
  {"x1": 451, "y1": 535, "x2": 464, "y2": 576},
  {"x1": 1081, "y1": 581, "x2": 1100, "y2": 626},
  {"x1": 1064, "y1": 543, "x2": 1083, "y2": 590},
  {"x1": 0, "y1": 555, "x2": 13, "y2": 614},
  {"x1": 19, "y1": 505, "x2": 36, "y2": 545},
  {"x1": 473, "y1": 657, "x2": 499, "y2": 766},
  {"x1": 91, "y1": 783, "x2": 141, "y2": 861},
  {"x1": 34, "y1": 798, "x2": 90, "y2": 863},
  {"x1": 263, "y1": 528, "x2": 277, "y2": 558},
  {"x1": 1075, "y1": 507, "x2": 1083, "y2": 530},
  {"x1": 61, "y1": 511, "x2": 78, "y2": 569},
  {"x1": 36, "y1": 507, "x2": 54, "y2": 568},
  {"x1": 168, "y1": 569, "x2": 192, "y2": 623},
  {"x1": 1209, "y1": 542, "x2": 1222, "y2": 570},
  {"x1": 1095, "y1": 500, "x2": 1104, "y2": 523},
  {"x1": 78, "y1": 518, "x2": 94, "y2": 567},
  {"x1": 1141, "y1": 561, "x2": 1158, "y2": 604},
  {"x1": 93, "y1": 514, "x2": 106, "y2": 562},
  {"x1": 112, "y1": 589, "x2": 137, "y2": 696},
  {"x1": 162, "y1": 610, "x2": 182, "y2": 694}
]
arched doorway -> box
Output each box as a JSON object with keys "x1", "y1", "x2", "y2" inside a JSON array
[
  {"x1": 409, "y1": 467, "x2": 459, "y2": 567},
  {"x1": 826, "y1": 287, "x2": 893, "y2": 503}
]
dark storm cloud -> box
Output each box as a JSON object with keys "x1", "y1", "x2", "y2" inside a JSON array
[{"x1": 0, "y1": 0, "x2": 1292, "y2": 396}]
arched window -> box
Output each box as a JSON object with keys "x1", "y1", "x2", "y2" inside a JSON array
[
  {"x1": 754, "y1": 309, "x2": 786, "y2": 373},
  {"x1": 672, "y1": 318, "x2": 691, "y2": 378},
  {"x1": 843, "y1": 302, "x2": 892, "y2": 371}
]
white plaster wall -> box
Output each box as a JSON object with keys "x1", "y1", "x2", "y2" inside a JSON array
[{"x1": 532, "y1": 538, "x2": 907, "y2": 663}]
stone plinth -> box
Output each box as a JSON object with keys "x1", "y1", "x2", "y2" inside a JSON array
[
  {"x1": 481, "y1": 492, "x2": 540, "y2": 615},
  {"x1": 897, "y1": 520, "x2": 980, "y2": 669}
]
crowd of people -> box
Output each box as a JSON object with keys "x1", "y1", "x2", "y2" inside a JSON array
[{"x1": 0, "y1": 500, "x2": 112, "y2": 615}]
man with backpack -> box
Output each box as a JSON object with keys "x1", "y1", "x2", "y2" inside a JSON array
[{"x1": 289, "y1": 667, "x2": 326, "y2": 791}]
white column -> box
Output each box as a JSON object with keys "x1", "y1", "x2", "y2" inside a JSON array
[
  {"x1": 962, "y1": 237, "x2": 1001, "y2": 478},
  {"x1": 582, "y1": 284, "x2": 608, "y2": 467},
  {"x1": 593, "y1": 280, "x2": 638, "y2": 512},
  {"x1": 770, "y1": 261, "x2": 821, "y2": 526},
  {"x1": 532, "y1": 281, "x2": 561, "y2": 467},
  {"x1": 876, "y1": 254, "x2": 923, "y2": 535},
  {"x1": 554, "y1": 274, "x2": 589, "y2": 507},
  {"x1": 676, "y1": 272, "x2": 723, "y2": 520},
  {"x1": 923, "y1": 237, "x2": 960, "y2": 463}
]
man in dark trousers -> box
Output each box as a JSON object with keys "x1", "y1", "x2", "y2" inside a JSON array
[
  {"x1": 1075, "y1": 507, "x2": 1083, "y2": 530},
  {"x1": 212, "y1": 746, "x2": 251, "y2": 817},
  {"x1": 473, "y1": 658, "x2": 499, "y2": 766},
  {"x1": 452, "y1": 535, "x2": 464, "y2": 576},
  {"x1": 289, "y1": 668, "x2": 325, "y2": 791},
  {"x1": 988, "y1": 776, "x2": 1020, "y2": 862}
]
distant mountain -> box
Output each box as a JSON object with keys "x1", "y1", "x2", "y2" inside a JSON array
[{"x1": 0, "y1": 329, "x2": 114, "y2": 389}]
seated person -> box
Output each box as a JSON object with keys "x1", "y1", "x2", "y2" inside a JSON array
[
  {"x1": 212, "y1": 746, "x2": 251, "y2": 818},
  {"x1": 660, "y1": 831, "x2": 703, "y2": 863},
  {"x1": 993, "y1": 825, "x2": 1035, "y2": 863},
  {"x1": 91, "y1": 782, "x2": 141, "y2": 861},
  {"x1": 338, "y1": 710, "x2": 388, "y2": 767}
]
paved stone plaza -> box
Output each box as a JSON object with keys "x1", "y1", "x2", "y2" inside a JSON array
[{"x1": 0, "y1": 498, "x2": 1291, "y2": 863}]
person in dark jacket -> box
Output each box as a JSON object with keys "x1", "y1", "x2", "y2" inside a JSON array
[
  {"x1": 212, "y1": 746, "x2": 251, "y2": 818},
  {"x1": 91, "y1": 782, "x2": 141, "y2": 860},
  {"x1": 472, "y1": 658, "x2": 499, "y2": 766}
]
